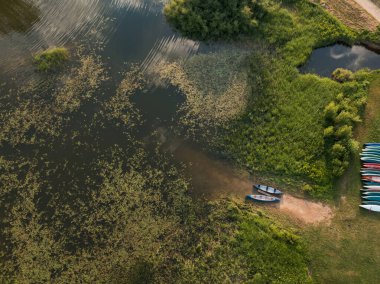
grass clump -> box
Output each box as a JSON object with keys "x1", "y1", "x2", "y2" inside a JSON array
[{"x1": 34, "y1": 47, "x2": 69, "y2": 72}]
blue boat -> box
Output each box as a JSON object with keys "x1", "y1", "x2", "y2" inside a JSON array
[
  {"x1": 362, "y1": 201, "x2": 380, "y2": 205},
  {"x1": 362, "y1": 192, "x2": 380, "y2": 196},
  {"x1": 246, "y1": 194, "x2": 280, "y2": 203},
  {"x1": 253, "y1": 184, "x2": 282, "y2": 195},
  {"x1": 364, "y1": 143, "x2": 380, "y2": 147},
  {"x1": 362, "y1": 196, "x2": 380, "y2": 201}
]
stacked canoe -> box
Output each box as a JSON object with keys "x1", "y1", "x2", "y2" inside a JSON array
[
  {"x1": 246, "y1": 184, "x2": 283, "y2": 203},
  {"x1": 360, "y1": 143, "x2": 380, "y2": 212}
]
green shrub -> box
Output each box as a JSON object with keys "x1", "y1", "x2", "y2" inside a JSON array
[
  {"x1": 332, "y1": 68, "x2": 354, "y2": 83},
  {"x1": 34, "y1": 47, "x2": 69, "y2": 72},
  {"x1": 164, "y1": 0, "x2": 267, "y2": 40}
]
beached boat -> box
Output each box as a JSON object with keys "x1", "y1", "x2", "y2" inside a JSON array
[
  {"x1": 253, "y1": 184, "x2": 282, "y2": 195},
  {"x1": 246, "y1": 194, "x2": 280, "y2": 203},
  {"x1": 363, "y1": 163, "x2": 380, "y2": 169},
  {"x1": 364, "y1": 143, "x2": 380, "y2": 147},
  {"x1": 361, "y1": 188, "x2": 380, "y2": 193},
  {"x1": 362, "y1": 192, "x2": 380, "y2": 196},
  {"x1": 363, "y1": 196, "x2": 380, "y2": 201},
  {"x1": 359, "y1": 205, "x2": 380, "y2": 212},
  {"x1": 364, "y1": 185, "x2": 380, "y2": 190},
  {"x1": 360, "y1": 157, "x2": 380, "y2": 163},
  {"x1": 362, "y1": 201, "x2": 380, "y2": 205},
  {"x1": 362, "y1": 176, "x2": 380, "y2": 183}
]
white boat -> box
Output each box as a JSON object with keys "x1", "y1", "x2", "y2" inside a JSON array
[
  {"x1": 364, "y1": 185, "x2": 380, "y2": 190},
  {"x1": 359, "y1": 205, "x2": 380, "y2": 212}
]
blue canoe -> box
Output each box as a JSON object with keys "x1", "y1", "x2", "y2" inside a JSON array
[
  {"x1": 363, "y1": 201, "x2": 380, "y2": 205},
  {"x1": 363, "y1": 196, "x2": 380, "y2": 201},
  {"x1": 254, "y1": 184, "x2": 283, "y2": 195},
  {"x1": 246, "y1": 194, "x2": 280, "y2": 203},
  {"x1": 362, "y1": 192, "x2": 380, "y2": 196},
  {"x1": 364, "y1": 143, "x2": 380, "y2": 147}
]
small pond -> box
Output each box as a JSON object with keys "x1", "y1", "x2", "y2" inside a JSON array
[{"x1": 300, "y1": 44, "x2": 380, "y2": 77}]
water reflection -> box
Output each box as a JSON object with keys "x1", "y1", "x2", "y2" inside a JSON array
[
  {"x1": 0, "y1": 0, "x2": 40, "y2": 34},
  {"x1": 301, "y1": 44, "x2": 380, "y2": 77}
]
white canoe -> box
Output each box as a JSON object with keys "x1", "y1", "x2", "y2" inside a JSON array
[{"x1": 359, "y1": 205, "x2": 380, "y2": 212}]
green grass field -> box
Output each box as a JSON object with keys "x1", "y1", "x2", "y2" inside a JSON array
[{"x1": 302, "y1": 74, "x2": 380, "y2": 283}]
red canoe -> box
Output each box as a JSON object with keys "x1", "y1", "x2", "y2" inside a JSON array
[
  {"x1": 362, "y1": 176, "x2": 380, "y2": 183},
  {"x1": 363, "y1": 163, "x2": 380, "y2": 170}
]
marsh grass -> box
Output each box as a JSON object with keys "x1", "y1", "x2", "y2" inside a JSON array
[
  {"x1": 34, "y1": 47, "x2": 69, "y2": 72},
  {"x1": 154, "y1": 49, "x2": 250, "y2": 141}
]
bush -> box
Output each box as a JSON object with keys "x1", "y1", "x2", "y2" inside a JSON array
[
  {"x1": 34, "y1": 47, "x2": 69, "y2": 72},
  {"x1": 332, "y1": 68, "x2": 354, "y2": 83},
  {"x1": 164, "y1": 0, "x2": 266, "y2": 40}
]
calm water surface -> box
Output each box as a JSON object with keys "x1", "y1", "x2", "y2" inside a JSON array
[{"x1": 301, "y1": 44, "x2": 380, "y2": 77}]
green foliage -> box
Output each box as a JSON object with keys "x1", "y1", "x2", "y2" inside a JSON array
[
  {"x1": 332, "y1": 68, "x2": 354, "y2": 83},
  {"x1": 323, "y1": 81, "x2": 370, "y2": 178},
  {"x1": 34, "y1": 47, "x2": 69, "y2": 71},
  {"x1": 164, "y1": 0, "x2": 267, "y2": 40},
  {"x1": 180, "y1": 201, "x2": 312, "y2": 283}
]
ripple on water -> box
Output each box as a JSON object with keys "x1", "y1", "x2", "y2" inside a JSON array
[{"x1": 0, "y1": 0, "x2": 171, "y2": 75}]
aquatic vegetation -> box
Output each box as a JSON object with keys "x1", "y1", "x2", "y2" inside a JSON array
[
  {"x1": 34, "y1": 47, "x2": 69, "y2": 72},
  {"x1": 154, "y1": 49, "x2": 250, "y2": 141}
]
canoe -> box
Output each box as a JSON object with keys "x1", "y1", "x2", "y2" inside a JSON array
[
  {"x1": 364, "y1": 185, "x2": 380, "y2": 190},
  {"x1": 363, "y1": 163, "x2": 380, "y2": 168},
  {"x1": 360, "y1": 172, "x2": 380, "y2": 177},
  {"x1": 362, "y1": 176, "x2": 380, "y2": 183},
  {"x1": 362, "y1": 201, "x2": 380, "y2": 205},
  {"x1": 359, "y1": 205, "x2": 380, "y2": 212},
  {"x1": 364, "y1": 143, "x2": 380, "y2": 147},
  {"x1": 360, "y1": 157, "x2": 380, "y2": 163},
  {"x1": 362, "y1": 192, "x2": 380, "y2": 196},
  {"x1": 246, "y1": 194, "x2": 280, "y2": 203},
  {"x1": 362, "y1": 196, "x2": 380, "y2": 201},
  {"x1": 363, "y1": 181, "x2": 380, "y2": 186},
  {"x1": 254, "y1": 184, "x2": 282, "y2": 195},
  {"x1": 361, "y1": 170, "x2": 380, "y2": 174},
  {"x1": 361, "y1": 188, "x2": 380, "y2": 192}
]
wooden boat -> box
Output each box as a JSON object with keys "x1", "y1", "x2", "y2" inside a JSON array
[
  {"x1": 254, "y1": 184, "x2": 282, "y2": 195},
  {"x1": 362, "y1": 201, "x2": 380, "y2": 205},
  {"x1": 359, "y1": 204, "x2": 380, "y2": 212},
  {"x1": 362, "y1": 196, "x2": 380, "y2": 201},
  {"x1": 362, "y1": 192, "x2": 380, "y2": 196},
  {"x1": 246, "y1": 194, "x2": 280, "y2": 203}
]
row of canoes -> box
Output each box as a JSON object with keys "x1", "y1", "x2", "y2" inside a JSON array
[
  {"x1": 360, "y1": 143, "x2": 380, "y2": 212},
  {"x1": 246, "y1": 184, "x2": 283, "y2": 203}
]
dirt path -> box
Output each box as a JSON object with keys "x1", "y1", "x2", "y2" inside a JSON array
[
  {"x1": 353, "y1": 0, "x2": 380, "y2": 21},
  {"x1": 322, "y1": 0, "x2": 379, "y2": 31},
  {"x1": 167, "y1": 138, "x2": 333, "y2": 225}
]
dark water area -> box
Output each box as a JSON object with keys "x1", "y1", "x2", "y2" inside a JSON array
[{"x1": 300, "y1": 44, "x2": 380, "y2": 77}]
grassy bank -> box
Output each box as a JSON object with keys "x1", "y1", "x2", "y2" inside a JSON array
[
  {"x1": 303, "y1": 73, "x2": 380, "y2": 283},
  {"x1": 164, "y1": 0, "x2": 378, "y2": 197}
]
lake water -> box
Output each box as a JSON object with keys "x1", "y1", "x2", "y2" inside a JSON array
[
  {"x1": 1, "y1": 1, "x2": 380, "y2": 202},
  {"x1": 300, "y1": 44, "x2": 380, "y2": 77}
]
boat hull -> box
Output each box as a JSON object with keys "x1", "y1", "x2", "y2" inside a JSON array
[
  {"x1": 246, "y1": 194, "x2": 280, "y2": 203},
  {"x1": 363, "y1": 196, "x2": 380, "y2": 201},
  {"x1": 359, "y1": 205, "x2": 380, "y2": 212},
  {"x1": 253, "y1": 184, "x2": 282, "y2": 195}
]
